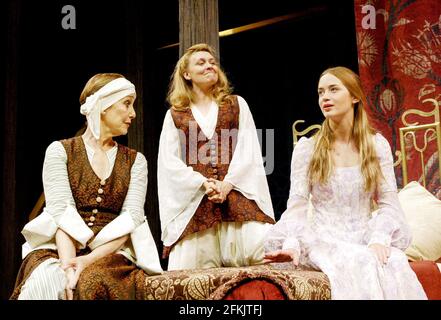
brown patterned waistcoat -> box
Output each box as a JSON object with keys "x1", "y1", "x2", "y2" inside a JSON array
[
  {"x1": 60, "y1": 136, "x2": 138, "y2": 243},
  {"x1": 164, "y1": 95, "x2": 274, "y2": 257}
]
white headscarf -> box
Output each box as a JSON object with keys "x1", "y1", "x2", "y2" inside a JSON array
[{"x1": 80, "y1": 77, "x2": 136, "y2": 140}]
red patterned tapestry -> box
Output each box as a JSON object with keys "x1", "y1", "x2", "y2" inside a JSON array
[{"x1": 354, "y1": 0, "x2": 441, "y2": 198}]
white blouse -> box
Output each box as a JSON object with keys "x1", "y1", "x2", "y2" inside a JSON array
[{"x1": 158, "y1": 96, "x2": 275, "y2": 246}]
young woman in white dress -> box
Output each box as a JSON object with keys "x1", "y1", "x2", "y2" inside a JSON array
[{"x1": 263, "y1": 66, "x2": 427, "y2": 300}]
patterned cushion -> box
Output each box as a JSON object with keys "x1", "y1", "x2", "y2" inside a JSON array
[{"x1": 140, "y1": 265, "x2": 331, "y2": 300}]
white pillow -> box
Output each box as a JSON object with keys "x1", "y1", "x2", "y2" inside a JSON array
[{"x1": 398, "y1": 181, "x2": 441, "y2": 261}]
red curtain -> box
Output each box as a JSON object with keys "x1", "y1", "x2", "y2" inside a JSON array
[{"x1": 354, "y1": 0, "x2": 441, "y2": 198}]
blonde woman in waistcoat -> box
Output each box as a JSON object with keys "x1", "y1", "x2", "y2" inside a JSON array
[{"x1": 158, "y1": 43, "x2": 275, "y2": 270}]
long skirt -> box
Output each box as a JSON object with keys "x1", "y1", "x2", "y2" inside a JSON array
[{"x1": 10, "y1": 249, "x2": 144, "y2": 300}]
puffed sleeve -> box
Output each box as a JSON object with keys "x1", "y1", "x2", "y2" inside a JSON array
[
  {"x1": 264, "y1": 137, "x2": 314, "y2": 262},
  {"x1": 157, "y1": 110, "x2": 208, "y2": 246},
  {"x1": 223, "y1": 96, "x2": 274, "y2": 219},
  {"x1": 365, "y1": 133, "x2": 412, "y2": 250},
  {"x1": 22, "y1": 141, "x2": 94, "y2": 249}
]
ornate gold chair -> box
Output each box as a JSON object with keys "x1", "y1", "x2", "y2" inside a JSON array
[
  {"x1": 292, "y1": 120, "x2": 321, "y2": 146},
  {"x1": 398, "y1": 100, "x2": 441, "y2": 189}
]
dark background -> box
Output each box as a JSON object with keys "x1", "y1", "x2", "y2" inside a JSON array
[{"x1": 1, "y1": 0, "x2": 357, "y2": 299}]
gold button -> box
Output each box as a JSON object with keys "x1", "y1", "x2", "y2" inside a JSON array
[
  {"x1": 88, "y1": 222, "x2": 94, "y2": 226},
  {"x1": 100, "y1": 180, "x2": 106, "y2": 186},
  {"x1": 98, "y1": 188, "x2": 104, "y2": 194},
  {"x1": 96, "y1": 196, "x2": 102, "y2": 203},
  {"x1": 213, "y1": 175, "x2": 218, "y2": 179},
  {"x1": 89, "y1": 216, "x2": 96, "y2": 222},
  {"x1": 92, "y1": 209, "x2": 98, "y2": 214}
]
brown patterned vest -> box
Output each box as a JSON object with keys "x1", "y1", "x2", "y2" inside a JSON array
[
  {"x1": 164, "y1": 95, "x2": 274, "y2": 257},
  {"x1": 60, "y1": 136, "x2": 138, "y2": 246}
]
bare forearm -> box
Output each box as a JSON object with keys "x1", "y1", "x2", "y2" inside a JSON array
[
  {"x1": 87, "y1": 235, "x2": 129, "y2": 264},
  {"x1": 56, "y1": 228, "x2": 76, "y2": 265}
]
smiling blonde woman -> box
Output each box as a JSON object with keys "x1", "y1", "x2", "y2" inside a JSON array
[{"x1": 158, "y1": 43, "x2": 275, "y2": 270}]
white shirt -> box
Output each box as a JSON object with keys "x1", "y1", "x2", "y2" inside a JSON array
[{"x1": 158, "y1": 96, "x2": 275, "y2": 246}]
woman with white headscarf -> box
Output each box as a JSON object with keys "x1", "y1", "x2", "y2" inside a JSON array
[{"x1": 10, "y1": 73, "x2": 162, "y2": 300}]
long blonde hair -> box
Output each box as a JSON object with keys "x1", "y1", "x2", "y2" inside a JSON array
[
  {"x1": 308, "y1": 66, "x2": 383, "y2": 193},
  {"x1": 167, "y1": 43, "x2": 233, "y2": 111}
]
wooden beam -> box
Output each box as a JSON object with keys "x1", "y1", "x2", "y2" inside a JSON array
[
  {"x1": 218, "y1": 7, "x2": 327, "y2": 37},
  {"x1": 179, "y1": 0, "x2": 219, "y2": 57}
]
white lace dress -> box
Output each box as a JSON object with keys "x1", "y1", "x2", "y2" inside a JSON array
[{"x1": 264, "y1": 133, "x2": 427, "y2": 299}]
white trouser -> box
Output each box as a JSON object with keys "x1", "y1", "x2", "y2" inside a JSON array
[
  {"x1": 168, "y1": 221, "x2": 271, "y2": 270},
  {"x1": 18, "y1": 258, "x2": 67, "y2": 300}
]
